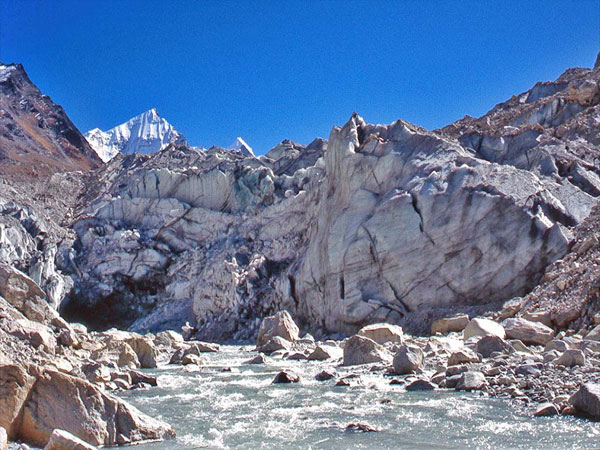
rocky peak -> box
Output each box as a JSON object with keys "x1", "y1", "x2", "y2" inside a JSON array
[{"x1": 0, "y1": 62, "x2": 102, "y2": 176}]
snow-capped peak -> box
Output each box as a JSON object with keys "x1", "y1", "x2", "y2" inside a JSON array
[
  {"x1": 85, "y1": 109, "x2": 186, "y2": 162},
  {"x1": 229, "y1": 137, "x2": 255, "y2": 157}
]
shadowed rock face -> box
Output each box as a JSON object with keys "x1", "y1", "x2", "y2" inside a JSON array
[{"x1": 0, "y1": 63, "x2": 102, "y2": 176}]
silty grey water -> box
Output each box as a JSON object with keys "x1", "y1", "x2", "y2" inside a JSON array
[{"x1": 117, "y1": 346, "x2": 600, "y2": 449}]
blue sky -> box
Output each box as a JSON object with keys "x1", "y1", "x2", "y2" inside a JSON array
[{"x1": 1, "y1": 1, "x2": 599, "y2": 154}]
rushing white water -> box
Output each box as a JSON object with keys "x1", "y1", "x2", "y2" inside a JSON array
[{"x1": 117, "y1": 346, "x2": 600, "y2": 449}]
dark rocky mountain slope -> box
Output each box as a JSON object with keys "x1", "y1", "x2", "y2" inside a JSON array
[{"x1": 0, "y1": 62, "x2": 102, "y2": 177}]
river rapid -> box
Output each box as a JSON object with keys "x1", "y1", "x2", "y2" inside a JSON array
[{"x1": 117, "y1": 345, "x2": 600, "y2": 449}]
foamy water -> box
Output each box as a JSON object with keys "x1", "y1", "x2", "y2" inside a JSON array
[{"x1": 117, "y1": 345, "x2": 600, "y2": 449}]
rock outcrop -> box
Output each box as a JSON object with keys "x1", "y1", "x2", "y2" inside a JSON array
[{"x1": 0, "y1": 63, "x2": 101, "y2": 176}]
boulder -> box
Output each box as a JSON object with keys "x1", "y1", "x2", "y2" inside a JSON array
[
  {"x1": 0, "y1": 427, "x2": 6, "y2": 450},
  {"x1": 92, "y1": 341, "x2": 140, "y2": 369},
  {"x1": 522, "y1": 310, "x2": 552, "y2": 327},
  {"x1": 475, "y1": 335, "x2": 513, "y2": 358},
  {"x1": 392, "y1": 343, "x2": 423, "y2": 374},
  {"x1": 345, "y1": 423, "x2": 378, "y2": 433},
  {"x1": 357, "y1": 323, "x2": 404, "y2": 345},
  {"x1": 117, "y1": 342, "x2": 141, "y2": 368},
  {"x1": 80, "y1": 362, "x2": 111, "y2": 384},
  {"x1": 257, "y1": 336, "x2": 292, "y2": 354},
  {"x1": 19, "y1": 368, "x2": 175, "y2": 446},
  {"x1": 431, "y1": 314, "x2": 469, "y2": 334},
  {"x1": 0, "y1": 264, "x2": 52, "y2": 324},
  {"x1": 182, "y1": 354, "x2": 203, "y2": 366},
  {"x1": 188, "y1": 341, "x2": 219, "y2": 353},
  {"x1": 570, "y1": 383, "x2": 600, "y2": 419},
  {"x1": 504, "y1": 318, "x2": 554, "y2": 346},
  {"x1": 509, "y1": 339, "x2": 533, "y2": 354},
  {"x1": 463, "y1": 318, "x2": 505, "y2": 340},
  {"x1": 544, "y1": 339, "x2": 569, "y2": 353},
  {"x1": 171, "y1": 341, "x2": 220, "y2": 363},
  {"x1": 584, "y1": 324, "x2": 600, "y2": 341},
  {"x1": 534, "y1": 403, "x2": 559, "y2": 417},
  {"x1": 256, "y1": 311, "x2": 299, "y2": 347},
  {"x1": 154, "y1": 330, "x2": 184, "y2": 347},
  {"x1": 0, "y1": 364, "x2": 36, "y2": 439},
  {"x1": 555, "y1": 349, "x2": 585, "y2": 368},
  {"x1": 342, "y1": 335, "x2": 392, "y2": 366},
  {"x1": 272, "y1": 370, "x2": 300, "y2": 383},
  {"x1": 129, "y1": 370, "x2": 157, "y2": 387},
  {"x1": 8, "y1": 319, "x2": 56, "y2": 354},
  {"x1": 405, "y1": 379, "x2": 435, "y2": 391},
  {"x1": 125, "y1": 335, "x2": 158, "y2": 369},
  {"x1": 57, "y1": 329, "x2": 80, "y2": 349},
  {"x1": 43, "y1": 429, "x2": 97, "y2": 450},
  {"x1": 243, "y1": 354, "x2": 267, "y2": 364},
  {"x1": 307, "y1": 344, "x2": 343, "y2": 361},
  {"x1": 515, "y1": 363, "x2": 542, "y2": 376},
  {"x1": 315, "y1": 369, "x2": 336, "y2": 381},
  {"x1": 448, "y1": 348, "x2": 480, "y2": 366},
  {"x1": 455, "y1": 371, "x2": 486, "y2": 391}
]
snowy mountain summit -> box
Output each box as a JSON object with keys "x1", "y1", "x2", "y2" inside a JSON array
[{"x1": 85, "y1": 108, "x2": 186, "y2": 162}]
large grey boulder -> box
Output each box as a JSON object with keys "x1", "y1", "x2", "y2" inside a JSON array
[
  {"x1": 392, "y1": 343, "x2": 423, "y2": 374},
  {"x1": 448, "y1": 348, "x2": 480, "y2": 366},
  {"x1": 504, "y1": 318, "x2": 554, "y2": 346},
  {"x1": 0, "y1": 264, "x2": 63, "y2": 327},
  {"x1": 308, "y1": 344, "x2": 343, "y2": 361},
  {"x1": 342, "y1": 335, "x2": 392, "y2": 366},
  {"x1": 18, "y1": 368, "x2": 175, "y2": 447},
  {"x1": 357, "y1": 323, "x2": 404, "y2": 345},
  {"x1": 455, "y1": 371, "x2": 486, "y2": 391},
  {"x1": 463, "y1": 318, "x2": 506, "y2": 340},
  {"x1": 257, "y1": 336, "x2": 292, "y2": 355},
  {"x1": 0, "y1": 364, "x2": 36, "y2": 439},
  {"x1": 91, "y1": 341, "x2": 140, "y2": 369},
  {"x1": 257, "y1": 311, "x2": 299, "y2": 347},
  {"x1": 556, "y1": 349, "x2": 585, "y2": 367},
  {"x1": 584, "y1": 324, "x2": 600, "y2": 341},
  {"x1": 43, "y1": 429, "x2": 97, "y2": 450},
  {"x1": 475, "y1": 335, "x2": 513, "y2": 358},
  {"x1": 154, "y1": 330, "x2": 184, "y2": 347},
  {"x1": 431, "y1": 314, "x2": 469, "y2": 334},
  {"x1": 570, "y1": 383, "x2": 600, "y2": 419}
]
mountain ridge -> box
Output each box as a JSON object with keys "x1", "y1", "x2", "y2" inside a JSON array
[{"x1": 0, "y1": 62, "x2": 102, "y2": 176}]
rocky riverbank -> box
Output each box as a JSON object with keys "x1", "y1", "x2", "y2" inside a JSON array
[
  {"x1": 4, "y1": 266, "x2": 600, "y2": 450},
  {"x1": 242, "y1": 311, "x2": 600, "y2": 421},
  {"x1": 0, "y1": 263, "x2": 177, "y2": 448}
]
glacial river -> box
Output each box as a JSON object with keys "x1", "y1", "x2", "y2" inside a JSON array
[{"x1": 117, "y1": 345, "x2": 600, "y2": 449}]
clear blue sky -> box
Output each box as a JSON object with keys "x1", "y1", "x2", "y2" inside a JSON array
[{"x1": 1, "y1": 1, "x2": 599, "y2": 154}]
